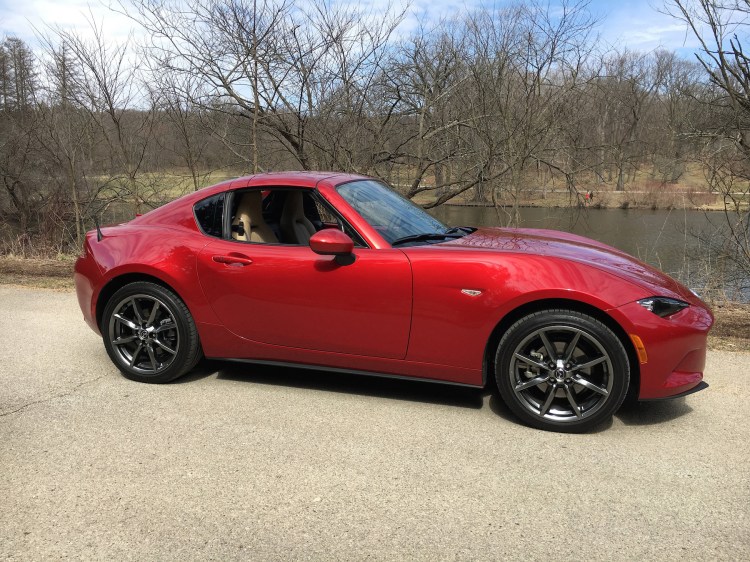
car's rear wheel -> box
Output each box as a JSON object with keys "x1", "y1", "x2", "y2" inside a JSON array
[
  {"x1": 495, "y1": 309, "x2": 629, "y2": 433},
  {"x1": 102, "y1": 281, "x2": 202, "y2": 383}
]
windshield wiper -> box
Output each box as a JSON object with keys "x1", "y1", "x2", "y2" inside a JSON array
[
  {"x1": 391, "y1": 227, "x2": 474, "y2": 247},
  {"x1": 444, "y1": 226, "x2": 474, "y2": 235}
]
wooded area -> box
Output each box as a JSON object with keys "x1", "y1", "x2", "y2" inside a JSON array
[{"x1": 0, "y1": 0, "x2": 747, "y2": 292}]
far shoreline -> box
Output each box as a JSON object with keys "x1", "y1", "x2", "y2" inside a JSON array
[
  {"x1": 419, "y1": 189, "x2": 743, "y2": 212},
  {"x1": 440, "y1": 200, "x2": 728, "y2": 211}
]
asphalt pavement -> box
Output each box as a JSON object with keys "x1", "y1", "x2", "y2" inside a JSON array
[{"x1": 1, "y1": 285, "x2": 748, "y2": 560}]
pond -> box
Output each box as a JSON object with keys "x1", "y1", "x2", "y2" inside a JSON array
[{"x1": 428, "y1": 205, "x2": 738, "y2": 299}]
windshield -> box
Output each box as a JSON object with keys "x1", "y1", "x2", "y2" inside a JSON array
[{"x1": 336, "y1": 180, "x2": 450, "y2": 244}]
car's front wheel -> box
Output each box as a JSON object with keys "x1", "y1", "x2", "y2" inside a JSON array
[
  {"x1": 495, "y1": 309, "x2": 630, "y2": 433},
  {"x1": 102, "y1": 281, "x2": 202, "y2": 383}
]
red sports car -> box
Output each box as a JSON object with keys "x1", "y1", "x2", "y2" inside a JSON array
[{"x1": 74, "y1": 172, "x2": 712, "y2": 432}]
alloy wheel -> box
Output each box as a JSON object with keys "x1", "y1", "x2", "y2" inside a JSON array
[
  {"x1": 107, "y1": 294, "x2": 180, "y2": 376},
  {"x1": 508, "y1": 325, "x2": 614, "y2": 423}
]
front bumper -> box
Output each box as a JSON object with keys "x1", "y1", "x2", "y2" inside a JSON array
[{"x1": 611, "y1": 300, "x2": 713, "y2": 400}]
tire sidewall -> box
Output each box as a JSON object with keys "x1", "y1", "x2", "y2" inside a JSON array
[{"x1": 495, "y1": 310, "x2": 630, "y2": 433}]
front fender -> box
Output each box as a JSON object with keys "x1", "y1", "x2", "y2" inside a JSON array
[{"x1": 405, "y1": 251, "x2": 649, "y2": 371}]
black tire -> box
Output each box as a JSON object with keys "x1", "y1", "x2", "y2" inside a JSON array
[
  {"x1": 102, "y1": 281, "x2": 202, "y2": 383},
  {"x1": 494, "y1": 309, "x2": 629, "y2": 433}
]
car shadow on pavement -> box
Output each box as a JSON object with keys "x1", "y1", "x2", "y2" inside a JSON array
[
  {"x1": 171, "y1": 359, "x2": 222, "y2": 384},
  {"x1": 175, "y1": 360, "x2": 690, "y2": 429},
  {"x1": 486, "y1": 389, "x2": 520, "y2": 424},
  {"x1": 207, "y1": 360, "x2": 488, "y2": 410},
  {"x1": 616, "y1": 398, "x2": 693, "y2": 426}
]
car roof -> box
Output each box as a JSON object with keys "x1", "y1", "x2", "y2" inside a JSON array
[
  {"x1": 232, "y1": 171, "x2": 368, "y2": 189},
  {"x1": 190, "y1": 171, "x2": 371, "y2": 197}
]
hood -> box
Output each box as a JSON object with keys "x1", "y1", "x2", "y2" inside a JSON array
[{"x1": 444, "y1": 227, "x2": 696, "y2": 302}]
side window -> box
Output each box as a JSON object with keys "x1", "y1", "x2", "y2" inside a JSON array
[
  {"x1": 194, "y1": 193, "x2": 225, "y2": 238},
  {"x1": 228, "y1": 187, "x2": 367, "y2": 248},
  {"x1": 309, "y1": 194, "x2": 366, "y2": 248},
  {"x1": 311, "y1": 196, "x2": 338, "y2": 226}
]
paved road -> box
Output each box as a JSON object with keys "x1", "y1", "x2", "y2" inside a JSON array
[{"x1": 1, "y1": 285, "x2": 748, "y2": 560}]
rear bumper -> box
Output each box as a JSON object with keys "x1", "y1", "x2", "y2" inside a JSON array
[{"x1": 74, "y1": 251, "x2": 103, "y2": 335}]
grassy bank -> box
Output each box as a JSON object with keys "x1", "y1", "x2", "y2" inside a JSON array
[
  {"x1": 415, "y1": 186, "x2": 744, "y2": 212},
  {"x1": 0, "y1": 255, "x2": 77, "y2": 289},
  {"x1": 410, "y1": 163, "x2": 749, "y2": 211},
  {"x1": 1, "y1": 256, "x2": 746, "y2": 351}
]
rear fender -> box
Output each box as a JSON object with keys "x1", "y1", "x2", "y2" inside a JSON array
[{"x1": 89, "y1": 227, "x2": 220, "y2": 329}]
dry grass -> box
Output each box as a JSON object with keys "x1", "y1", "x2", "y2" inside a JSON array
[
  {"x1": 0, "y1": 256, "x2": 75, "y2": 290},
  {"x1": 707, "y1": 302, "x2": 750, "y2": 351},
  {"x1": 0, "y1": 273, "x2": 74, "y2": 290}
]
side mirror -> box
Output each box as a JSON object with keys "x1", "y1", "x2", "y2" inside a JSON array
[{"x1": 309, "y1": 229, "x2": 354, "y2": 256}]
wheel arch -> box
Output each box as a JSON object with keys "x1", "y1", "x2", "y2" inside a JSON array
[
  {"x1": 96, "y1": 272, "x2": 183, "y2": 331},
  {"x1": 483, "y1": 298, "x2": 640, "y2": 400}
]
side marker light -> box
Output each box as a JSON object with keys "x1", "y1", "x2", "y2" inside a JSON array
[{"x1": 629, "y1": 334, "x2": 648, "y2": 364}]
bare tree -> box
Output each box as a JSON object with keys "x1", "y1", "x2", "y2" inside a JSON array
[
  {"x1": 49, "y1": 19, "x2": 160, "y2": 213},
  {"x1": 0, "y1": 37, "x2": 40, "y2": 248},
  {"x1": 32, "y1": 41, "x2": 91, "y2": 248},
  {"x1": 375, "y1": 22, "x2": 466, "y2": 195},
  {"x1": 401, "y1": 1, "x2": 597, "y2": 222},
  {"x1": 123, "y1": 0, "x2": 405, "y2": 172},
  {"x1": 148, "y1": 70, "x2": 213, "y2": 191},
  {"x1": 665, "y1": 0, "x2": 750, "y2": 293}
]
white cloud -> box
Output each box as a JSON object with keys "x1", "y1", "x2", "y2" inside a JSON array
[{"x1": 594, "y1": 0, "x2": 705, "y2": 55}]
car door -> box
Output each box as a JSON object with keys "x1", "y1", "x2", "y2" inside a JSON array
[{"x1": 195, "y1": 191, "x2": 412, "y2": 359}]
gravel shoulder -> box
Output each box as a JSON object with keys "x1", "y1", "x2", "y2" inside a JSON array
[{"x1": 1, "y1": 285, "x2": 749, "y2": 560}]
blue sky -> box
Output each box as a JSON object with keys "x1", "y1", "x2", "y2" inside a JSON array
[
  {"x1": 587, "y1": 0, "x2": 702, "y2": 55},
  {"x1": 0, "y1": 0, "x2": 704, "y2": 57}
]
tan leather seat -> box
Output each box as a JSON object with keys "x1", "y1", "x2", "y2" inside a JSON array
[
  {"x1": 232, "y1": 191, "x2": 278, "y2": 243},
  {"x1": 281, "y1": 191, "x2": 317, "y2": 244}
]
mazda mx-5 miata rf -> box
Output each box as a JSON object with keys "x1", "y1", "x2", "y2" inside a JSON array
[{"x1": 75, "y1": 172, "x2": 712, "y2": 432}]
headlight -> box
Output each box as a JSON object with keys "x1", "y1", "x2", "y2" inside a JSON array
[{"x1": 637, "y1": 297, "x2": 690, "y2": 318}]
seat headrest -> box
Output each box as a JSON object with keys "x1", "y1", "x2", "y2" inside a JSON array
[{"x1": 237, "y1": 191, "x2": 264, "y2": 225}]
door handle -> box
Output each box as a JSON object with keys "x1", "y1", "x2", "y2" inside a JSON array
[{"x1": 212, "y1": 255, "x2": 253, "y2": 266}]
